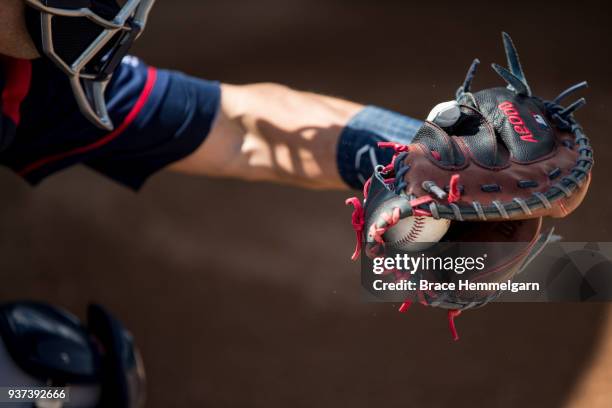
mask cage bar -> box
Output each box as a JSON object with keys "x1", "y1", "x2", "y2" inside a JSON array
[{"x1": 24, "y1": 0, "x2": 156, "y2": 130}]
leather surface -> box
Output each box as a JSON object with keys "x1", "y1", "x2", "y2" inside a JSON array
[{"x1": 400, "y1": 88, "x2": 590, "y2": 221}]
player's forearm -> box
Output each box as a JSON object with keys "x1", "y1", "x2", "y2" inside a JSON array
[
  {"x1": 225, "y1": 83, "x2": 364, "y2": 189},
  {"x1": 171, "y1": 82, "x2": 423, "y2": 191},
  {"x1": 172, "y1": 82, "x2": 363, "y2": 189}
]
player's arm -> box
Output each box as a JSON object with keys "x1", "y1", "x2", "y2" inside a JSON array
[
  {"x1": 1, "y1": 0, "x2": 422, "y2": 191},
  {"x1": 169, "y1": 83, "x2": 361, "y2": 189},
  {"x1": 169, "y1": 83, "x2": 423, "y2": 190}
]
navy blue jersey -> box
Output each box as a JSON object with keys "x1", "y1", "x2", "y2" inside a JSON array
[{"x1": 0, "y1": 55, "x2": 221, "y2": 190}]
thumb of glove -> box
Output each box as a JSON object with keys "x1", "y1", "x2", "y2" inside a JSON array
[{"x1": 426, "y1": 100, "x2": 461, "y2": 127}]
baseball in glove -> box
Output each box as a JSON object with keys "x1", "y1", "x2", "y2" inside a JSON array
[{"x1": 345, "y1": 32, "x2": 593, "y2": 340}]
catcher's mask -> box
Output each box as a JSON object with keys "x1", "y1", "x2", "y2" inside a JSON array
[
  {"x1": 0, "y1": 302, "x2": 145, "y2": 408},
  {"x1": 24, "y1": 0, "x2": 156, "y2": 130}
]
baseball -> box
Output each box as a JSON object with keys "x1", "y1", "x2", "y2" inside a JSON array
[{"x1": 383, "y1": 216, "x2": 451, "y2": 252}]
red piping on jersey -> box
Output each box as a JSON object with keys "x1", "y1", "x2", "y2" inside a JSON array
[
  {"x1": 1, "y1": 58, "x2": 32, "y2": 125},
  {"x1": 18, "y1": 66, "x2": 158, "y2": 177}
]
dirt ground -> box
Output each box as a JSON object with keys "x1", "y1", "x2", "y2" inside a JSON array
[{"x1": 1, "y1": 0, "x2": 611, "y2": 406}]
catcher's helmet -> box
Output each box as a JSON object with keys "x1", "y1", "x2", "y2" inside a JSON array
[
  {"x1": 24, "y1": 0, "x2": 156, "y2": 130},
  {"x1": 0, "y1": 302, "x2": 145, "y2": 407}
]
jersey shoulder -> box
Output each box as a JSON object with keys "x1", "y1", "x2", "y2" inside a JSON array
[
  {"x1": 0, "y1": 57, "x2": 32, "y2": 151},
  {"x1": 1, "y1": 55, "x2": 220, "y2": 189}
]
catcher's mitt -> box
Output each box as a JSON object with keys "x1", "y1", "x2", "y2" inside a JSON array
[
  {"x1": 361, "y1": 216, "x2": 547, "y2": 340},
  {"x1": 345, "y1": 32, "x2": 592, "y2": 340}
]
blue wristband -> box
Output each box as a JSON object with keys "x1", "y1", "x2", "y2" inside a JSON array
[{"x1": 337, "y1": 105, "x2": 423, "y2": 189}]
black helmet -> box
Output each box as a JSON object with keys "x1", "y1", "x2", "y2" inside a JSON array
[
  {"x1": 0, "y1": 302, "x2": 146, "y2": 407},
  {"x1": 25, "y1": 0, "x2": 156, "y2": 130}
]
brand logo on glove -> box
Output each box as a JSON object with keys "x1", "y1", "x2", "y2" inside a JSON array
[
  {"x1": 498, "y1": 101, "x2": 538, "y2": 143},
  {"x1": 532, "y1": 113, "x2": 550, "y2": 130}
]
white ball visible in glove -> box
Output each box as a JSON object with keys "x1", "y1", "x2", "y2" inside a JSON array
[
  {"x1": 384, "y1": 216, "x2": 451, "y2": 252},
  {"x1": 426, "y1": 100, "x2": 461, "y2": 127}
]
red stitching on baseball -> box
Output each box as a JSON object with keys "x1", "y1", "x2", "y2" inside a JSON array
[{"x1": 393, "y1": 216, "x2": 428, "y2": 245}]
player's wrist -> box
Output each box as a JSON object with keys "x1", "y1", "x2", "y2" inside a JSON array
[{"x1": 336, "y1": 106, "x2": 423, "y2": 190}]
